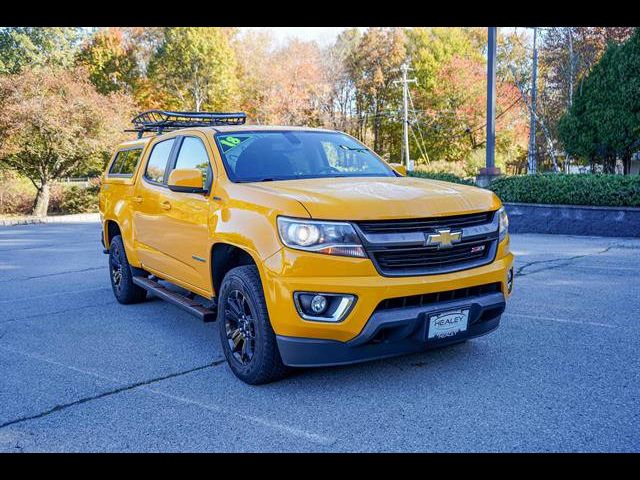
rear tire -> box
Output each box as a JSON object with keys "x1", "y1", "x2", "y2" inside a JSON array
[
  {"x1": 217, "y1": 265, "x2": 288, "y2": 385},
  {"x1": 108, "y1": 235, "x2": 147, "y2": 304}
]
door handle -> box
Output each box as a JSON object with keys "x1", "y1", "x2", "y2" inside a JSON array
[
  {"x1": 133, "y1": 196, "x2": 143, "y2": 203},
  {"x1": 160, "y1": 200, "x2": 171, "y2": 210}
]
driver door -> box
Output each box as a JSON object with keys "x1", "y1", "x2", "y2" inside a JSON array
[{"x1": 149, "y1": 134, "x2": 215, "y2": 294}]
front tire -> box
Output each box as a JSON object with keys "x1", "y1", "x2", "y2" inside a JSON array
[
  {"x1": 108, "y1": 235, "x2": 147, "y2": 304},
  {"x1": 217, "y1": 265, "x2": 288, "y2": 385}
]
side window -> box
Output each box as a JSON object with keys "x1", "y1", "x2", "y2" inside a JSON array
[
  {"x1": 173, "y1": 137, "x2": 211, "y2": 188},
  {"x1": 109, "y1": 148, "x2": 142, "y2": 176},
  {"x1": 144, "y1": 138, "x2": 175, "y2": 184}
]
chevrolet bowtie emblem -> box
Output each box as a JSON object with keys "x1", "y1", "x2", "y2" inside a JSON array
[{"x1": 425, "y1": 229, "x2": 462, "y2": 249}]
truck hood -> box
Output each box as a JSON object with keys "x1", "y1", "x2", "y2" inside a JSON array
[{"x1": 243, "y1": 176, "x2": 500, "y2": 220}]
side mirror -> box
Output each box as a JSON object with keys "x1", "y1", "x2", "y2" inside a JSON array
[
  {"x1": 388, "y1": 163, "x2": 407, "y2": 176},
  {"x1": 167, "y1": 168, "x2": 207, "y2": 194}
]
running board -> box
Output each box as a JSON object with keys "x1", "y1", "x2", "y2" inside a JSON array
[{"x1": 132, "y1": 276, "x2": 217, "y2": 322}]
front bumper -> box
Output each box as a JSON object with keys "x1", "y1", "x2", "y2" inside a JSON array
[
  {"x1": 276, "y1": 291, "x2": 504, "y2": 367},
  {"x1": 261, "y1": 238, "x2": 513, "y2": 342}
]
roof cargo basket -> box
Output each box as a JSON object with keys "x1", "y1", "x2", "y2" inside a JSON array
[{"x1": 129, "y1": 110, "x2": 246, "y2": 137}]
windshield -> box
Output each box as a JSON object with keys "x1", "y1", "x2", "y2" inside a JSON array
[{"x1": 214, "y1": 130, "x2": 396, "y2": 182}]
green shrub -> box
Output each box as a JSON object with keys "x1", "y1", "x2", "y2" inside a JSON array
[
  {"x1": 0, "y1": 171, "x2": 100, "y2": 216},
  {"x1": 0, "y1": 170, "x2": 36, "y2": 215},
  {"x1": 52, "y1": 184, "x2": 99, "y2": 214},
  {"x1": 409, "y1": 170, "x2": 475, "y2": 186},
  {"x1": 488, "y1": 174, "x2": 640, "y2": 207},
  {"x1": 413, "y1": 160, "x2": 469, "y2": 178}
]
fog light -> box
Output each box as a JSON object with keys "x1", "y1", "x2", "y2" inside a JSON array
[
  {"x1": 507, "y1": 268, "x2": 514, "y2": 293},
  {"x1": 310, "y1": 295, "x2": 328, "y2": 314},
  {"x1": 293, "y1": 292, "x2": 356, "y2": 322}
]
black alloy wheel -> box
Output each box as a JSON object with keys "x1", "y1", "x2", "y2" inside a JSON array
[{"x1": 224, "y1": 289, "x2": 257, "y2": 365}]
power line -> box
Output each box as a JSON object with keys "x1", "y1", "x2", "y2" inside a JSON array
[
  {"x1": 393, "y1": 64, "x2": 417, "y2": 171},
  {"x1": 409, "y1": 122, "x2": 430, "y2": 164},
  {"x1": 407, "y1": 86, "x2": 430, "y2": 163},
  {"x1": 408, "y1": 95, "x2": 523, "y2": 141}
]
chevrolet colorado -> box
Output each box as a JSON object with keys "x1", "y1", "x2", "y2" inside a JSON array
[{"x1": 99, "y1": 110, "x2": 514, "y2": 384}]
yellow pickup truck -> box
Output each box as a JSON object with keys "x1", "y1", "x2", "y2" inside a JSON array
[{"x1": 99, "y1": 110, "x2": 514, "y2": 384}]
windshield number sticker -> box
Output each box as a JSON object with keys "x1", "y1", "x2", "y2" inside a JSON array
[{"x1": 219, "y1": 135, "x2": 250, "y2": 152}]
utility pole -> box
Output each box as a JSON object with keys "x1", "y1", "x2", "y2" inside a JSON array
[
  {"x1": 528, "y1": 27, "x2": 538, "y2": 174},
  {"x1": 477, "y1": 27, "x2": 500, "y2": 187},
  {"x1": 395, "y1": 64, "x2": 417, "y2": 172},
  {"x1": 486, "y1": 27, "x2": 497, "y2": 171},
  {"x1": 567, "y1": 27, "x2": 574, "y2": 174}
]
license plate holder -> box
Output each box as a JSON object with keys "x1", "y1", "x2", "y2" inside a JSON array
[{"x1": 425, "y1": 307, "x2": 470, "y2": 342}]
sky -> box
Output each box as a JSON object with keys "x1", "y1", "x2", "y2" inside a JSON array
[
  {"x1": 80, "y1": 26, "x2": 525, "y2": 48},
  {"x1": 239, "y1": 27, "x2": 524, "y2": 47},
  {"x1": 239, "y1": 27, "x2": 365, "y2": 47}
]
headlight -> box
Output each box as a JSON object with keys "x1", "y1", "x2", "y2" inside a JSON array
[
  {"x1": 277, "y1": 217, "x2": 366, "y2": 258},
  {"x1": 498, "y1": 206, "x2": 509, "y2": 241}
]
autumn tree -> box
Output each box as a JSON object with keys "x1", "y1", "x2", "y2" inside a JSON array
[
  {"x1": 404, "y1": 27, "x2": 527, "y2": 170},
  {"x1": 534, "y1": 27, "x2": 635, "y2": 170},
  {"x1": 348, "y1": 28, "x2": 406, "y2": 156},
  {"x1": 76, "y1": 27, "x2": 142, "y2": 95},
  {"x1": 407, "y1": 27, "x2": 486, "y2": 164},
  {"x1": 322, "y1": 28, "x2": 361, "y2": 133},
  {"x1": 0, "y1": 67, "x2": 134, "y2": 216},
  {"x1": 262, "y1": 40, "x2": 329, "y2": 126},
  {"x1": 559, "y1": 30, "x2": 640, "y2": 174},
  {"x1": 120, "y1": 27, "x2": 164, "y2": 73},
  {"x1": 408, "y1": 27, "x2": 485, "y2": 98},
  {"x1": 235, "y1": 33, "x2": 330, "y2": 126},
  {"x1": 234, "y1": 30, "x2": 277, "y2": 122},
  {"x1": 120, "y1": 27, "x2": 170, "y2": 109},
  {"x1": 147, "y1": 27, "x2": 240, "y2": 112},
  {"x1": 0, "y1": 27, "x2": 83, "y2": 74},
  {"x1": 540, "y1": 27, "x2": 635, "y2": 122}
]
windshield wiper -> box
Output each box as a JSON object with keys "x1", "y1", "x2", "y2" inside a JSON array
[
  {"x1": 339, "y1": 145, "x2": 368, "y2": 152},
  {"x1": 241, "y1": 177, "x2": 277, "y2": 183}
]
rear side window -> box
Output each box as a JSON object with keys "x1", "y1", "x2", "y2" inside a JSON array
[
  {"x1": 109, "y1": 148, "x2": 143, "y2": 176},
  {"x1": 144, "y1": 138, "x2": 175, "y2": 184}
]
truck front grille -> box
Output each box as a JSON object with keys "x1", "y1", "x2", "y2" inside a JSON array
[
  {"x1": 354, "y1": 211, "x2": 499, "y2": 277},
  {"x1": 357, "y1": 211, "x2": 493, "y2": 234},
  {"x1": 373, "y1": 238, "x2": 493, "y2": 271}
]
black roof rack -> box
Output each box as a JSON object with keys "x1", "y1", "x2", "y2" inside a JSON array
[{"x1": 128, "y1": 110, "x2": 247, "y2": 138}]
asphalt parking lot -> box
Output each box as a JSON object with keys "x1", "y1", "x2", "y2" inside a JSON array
[{"x1": 0, "y1": 220, "x2": 638, "y2": 452}]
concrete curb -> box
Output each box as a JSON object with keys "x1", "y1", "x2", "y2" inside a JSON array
[
  {"x1": 504, "y1": 202, "x2": 640, "y2": 238},
  {"x1": 0, "y1": 213, "x2": 100, "y2": 227}
]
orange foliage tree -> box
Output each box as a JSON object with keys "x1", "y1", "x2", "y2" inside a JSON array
[{"x1": 0, "y1": 66, "x2": 134, "y2": 216}]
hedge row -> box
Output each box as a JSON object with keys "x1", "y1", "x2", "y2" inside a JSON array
[
  {"x1": 410, "y1": 171, "x2": 640, "y2": 207},
  {"x1": 488, "y1": 174, "x2": 640, "y2": 207},
  {"x1": 409, "y1": 171, "x2": 475, "y2": 186}
]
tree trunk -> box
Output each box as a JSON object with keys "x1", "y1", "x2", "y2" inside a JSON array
[
  {"x1": 604, "y1": 155, "x2": 616, "y2": 174},
  {"x1": 623, "y1": 154, "x2": 632, "y2": 175},
  {"x1": 510, "y1": 66, "x2": 559, "y2": 172},
  {"x1": 32, "y1": 182, "x2": 50, "y2": 217},
  {"x1": 568, "y1": 28, "x2": 574, "y2": 109},
  {"x1": 373, "y1": 110, "x2": 381, "y2": 152}
]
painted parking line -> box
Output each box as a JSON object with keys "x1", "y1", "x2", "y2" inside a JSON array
[
  {"x1": 143, "y1": 386, "x2": 335, "y2": 446},
  {"x1": 0, "y1": 286, "x2": 111, "y2": 303},
  {"x1": 0, "y1": 300, "x2": 115, "y2": 325},
  {"x1": 563, "y1": 265, "x2": 640, "y2": 272},
  {"x1": 505, "y1": 312, "x2": 615, "y2": 329},
  {"x1": 0, "y1": 343, "x2": 334, "y2": 446}
]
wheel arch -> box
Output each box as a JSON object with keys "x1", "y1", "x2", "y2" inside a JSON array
[
  {"x1": 211, "y1": 242, "x2": 270, "y2": 297},
  {"x1": 104, "y1": 219, "x2": 122, "y2": 249}
]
